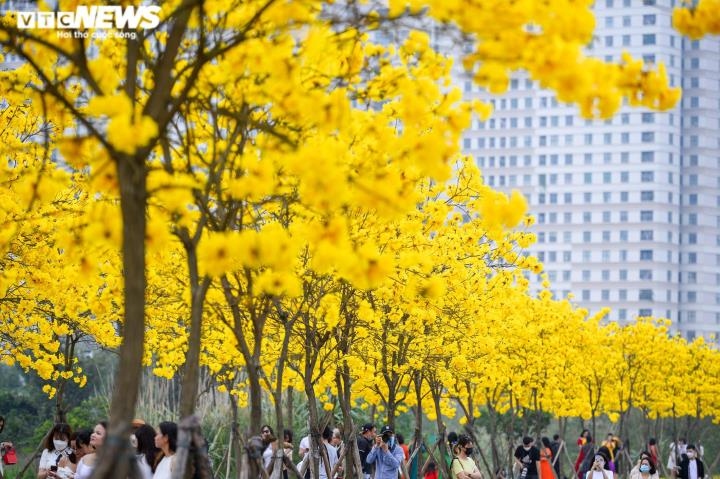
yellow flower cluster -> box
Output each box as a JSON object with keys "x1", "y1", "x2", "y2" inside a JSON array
[{"x1": 673, "y1": 0, "x2": 720, "y2": 39}]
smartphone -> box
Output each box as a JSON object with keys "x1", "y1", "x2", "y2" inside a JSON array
[{"x1": 50, "y1": 466, "x2": 58, "y2": 472}]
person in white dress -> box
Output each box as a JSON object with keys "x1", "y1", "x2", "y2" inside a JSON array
[
  {"x1": 74, "y1": 422, "x2": 107, "y2": 479},
  {"x1": 152, "y1": 422, "x2": 178, "y2": 479},
  {"x1": 134, "y1": 424, "x2": 160, "y2": 479}
]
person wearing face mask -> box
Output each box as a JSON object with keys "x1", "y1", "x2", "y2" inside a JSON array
[
  {"x1": 367, "y1": 425, "x2": 404, "y2": 479},
  {"x1": 678, "y1": 445, "x2": 705, "y2": 479},
  {"x1": 514, "y1": 437, "x2": 541, "y2": 479},
  {"x1": 451, "y1": 435, "x2": 483, "y2": 479},
  {"x1": 629, "y1": 453, "x2": 659, "y2": 479},
  {"x1": 38, "y1": 423, "x2": 74, "y2": 479}
]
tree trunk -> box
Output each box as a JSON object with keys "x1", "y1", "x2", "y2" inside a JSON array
[
  {"x1": 430, "y1": 385, "x2": 450, "y2": 479},
  {"x1": 413, "y1": 373, "x2": 424, "y2": 479},
  {"x1": 93, "y1": 155, "x2": 147, "y2": 479},
  {"x1": 179, "y1": 248, "x2": 211, "y2": 417}
]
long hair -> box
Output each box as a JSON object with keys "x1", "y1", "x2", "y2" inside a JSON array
[
  {"x1": 158, "y1": 421, "x2": 178, "y2": 453},
  {"x1": 134, "y1": 425, "x2": 161, "y2": 472}
]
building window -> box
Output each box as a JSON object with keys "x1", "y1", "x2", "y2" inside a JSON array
[
  {"x1": 640, "y1": 250, "x2": 653, "y2": 260},
  {"x1": 640, "y1": 211, "x2": 654, "y2": 221},
  {"x1": 643, "y1": 14, "x2": 656, "y2": 25},
  {"x1": 687, "y1": 291, "x2": 697, "y2": 303},
  {"x1": 641, "y1": 171, "x2": 655, "y2": 182},
  {"x1": 620, "y1": 230, "x2": 628, "y2": 241},
  {"x1": 639, "y1": 289, "x2": 654, "y2": 301},
  {"x1": 641, "y1": 151, "x2": 654, "y2": 163},
  {"x1": 641, "y1": 191, "x2": 654, "y2": 201},
  {"x1": 640, "y1": 269, "x2": 652, "y2": 280},
  {"x1": 642, "y1": 34, "x2": 656, "y2": 45},
  {"x1": 640, "y1": 230, "x2": 654, "y2": 240},
  {"x1": 641, "y1": 131, "x2": 655, "y2": 142}
]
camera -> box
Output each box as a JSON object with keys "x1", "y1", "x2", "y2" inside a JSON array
[
  {"x1": 50, "y1": 466, "x2": 58, "y2": 472},
  {"x1": 380, "y1": 432, "x2": 392, "y2": 443}
]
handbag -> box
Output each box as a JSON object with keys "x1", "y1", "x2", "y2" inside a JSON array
[{"x1": 2, "y1": 446, "x2": 17, "y2": 465}]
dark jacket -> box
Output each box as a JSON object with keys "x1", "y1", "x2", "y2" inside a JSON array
[
  {"x1": 678, "y1": 456, "x2": 705, "y2": 479},
  {"x1": 357, "y1": 435, "x2": 374, "y2": 474}
]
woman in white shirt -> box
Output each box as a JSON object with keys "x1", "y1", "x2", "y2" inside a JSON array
[
  {"x1": 153, "y1": 422, "x2": 178, "y2": 479},
  {"x1": 38, "y1": 423, "x2": 73, "y2": 479},
  {"x1": 134, "y1": 425, "x2": 160, "y2": 479},
  {"x1": 75, "y1": 422, "x2": 107, "y2": 479}
]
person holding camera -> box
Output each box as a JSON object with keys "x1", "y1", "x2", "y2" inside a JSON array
[
  {"x1": 514, "y1": 437, "x2": 541, "y2": 479},
  {"x1": 585, "y1": 451, "x2": 614, "y2": 479},
  {"x1": 451, "y1": 435, "x2": 483, "y2": 479},
  {"x1": 367, "y1": 425, "x2": 404, "y2": 479}
]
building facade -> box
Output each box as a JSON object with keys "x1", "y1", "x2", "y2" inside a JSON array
[{"x1": 459, "y1": 0, "x2": 720, "y2": 339}]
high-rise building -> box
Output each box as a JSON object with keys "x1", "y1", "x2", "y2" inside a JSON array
[{"x1": 459, "y1": 0, "x2": 720, "y2": 340}]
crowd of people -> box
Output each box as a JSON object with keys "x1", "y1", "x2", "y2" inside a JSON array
[
  {"x1": 0, "y1": 416, "x2": 712, "y2": 479},
  {"x1": 0, "y1": 418, "x2": 178, "y2": 479}
]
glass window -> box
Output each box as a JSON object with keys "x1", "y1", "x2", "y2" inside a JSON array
[
  {"x1": 641, "y1": 191, "x2": 654, "y2": 201},
  {"x1": 641, "y1": 210, "x2": 654, "y2": 221},
  {"x1": 641, "y1": 151, "x2": 654, "y2": 163},
  {"x1": 639, "y1": 289, "x2": 654, "y2": 301},
  {"x1": 640, "y1": 250, "x2": 653, "y2": 260},
  {"x1": 640, "y1": 269, "x2": 652, "y2": 280},
  {"x1": 641, "y1": 230, "x2": 654, "y2": 240},
  {"x1": 643, "y1": 34, "x2": 656, "y2": 45},
  {"x1": 641, "y1": 131, "x2": 655, "y2": 142},
  {"x1": 620, "y1": 230, "x2": 628, "y2": 241},
  {"x1": 620, "y1": 172, "x2": 629, "y2": 183},
  {"x1": 641, "y1": 171, "x2": 655, "y2": 182},
  {"x1": 643, "y1": 14, "x2": 656, "y2": 25},
  {"x1": 603, "y1": 211, "x2": 611, "y2": 222},
  {"x1": 619, "y1": 270, "x2": 628, "y2": 280}
]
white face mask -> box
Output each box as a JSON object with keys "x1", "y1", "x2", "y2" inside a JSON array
[{"x1": 54, "y1": 440, "x2": 68, "y2": 451}]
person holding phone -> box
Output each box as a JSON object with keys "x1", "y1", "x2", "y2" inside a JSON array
[{"x1": 38, "y1": 423, "x2": 73, "y2": 479}]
